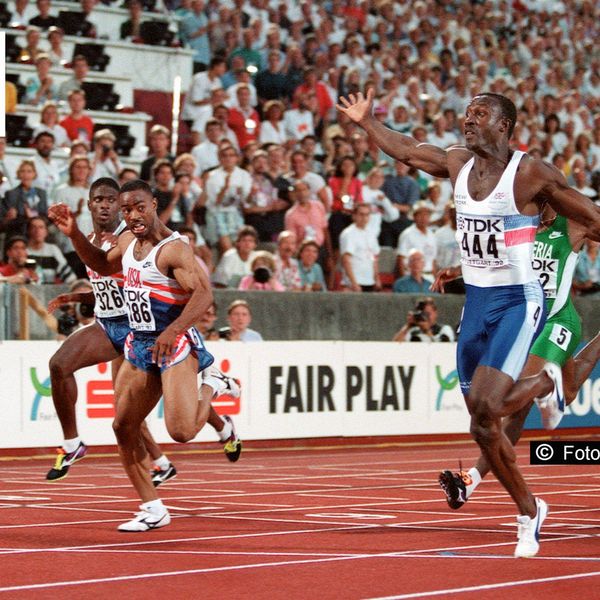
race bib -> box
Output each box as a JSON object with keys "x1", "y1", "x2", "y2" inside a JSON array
[
  {"x1": 91, "y1": 278, "x2": 127, "y2": 318},
  {"x1": 456, "y1": 215, "x2": 508, "y2": 267},
  {"x1": 125, "y1": 288, "x2": 156, "y2": 331}
]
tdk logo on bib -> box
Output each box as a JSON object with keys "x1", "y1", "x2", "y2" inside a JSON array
[{"x1": 457, "y1": 215, "x2": 503, "y2": 233}]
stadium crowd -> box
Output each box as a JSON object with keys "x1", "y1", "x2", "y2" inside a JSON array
[{"x1": 1, "y1": 0, "x2": 599, "y2": 293}]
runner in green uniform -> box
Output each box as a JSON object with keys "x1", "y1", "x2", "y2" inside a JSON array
[{"x1": 439, "y1": 204, "x2": 600, "y2": 509}]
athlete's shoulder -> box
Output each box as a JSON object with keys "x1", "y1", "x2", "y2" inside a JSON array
[{"x1": 446, "y1": 146, "x2": 472, "y2": 174}]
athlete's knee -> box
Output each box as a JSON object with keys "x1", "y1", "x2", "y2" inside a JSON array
[
  {"x1": 167, "y1": 424, "x2": 196, "y2": 444},
  {"x1": 470, "y1": 411, "x2": 500, "y2": 448},
  {"x1": 49, "y1": 352, "x2": 74, "y2": 380},
  {"x1": 112, "y1": 417, "x2": 139, "y2": 445}
]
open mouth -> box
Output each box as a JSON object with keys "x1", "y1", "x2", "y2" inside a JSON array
[{"x1": 130, "y1": 222, "x2": 146, "y2": 235}]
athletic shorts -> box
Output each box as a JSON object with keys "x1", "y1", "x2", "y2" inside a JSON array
[
  {"x1": 529, "y1": 301, "x2": 581, "y2": 367},
  {"x1": 97, "y1": 315, "x2": 130, "y2": 353},
  {"x1": 457, "y1": 281, "x2": 546, "y2": 396},
  {"x1": 124, "y1": 326, "x2": 214, "y2": 374}
]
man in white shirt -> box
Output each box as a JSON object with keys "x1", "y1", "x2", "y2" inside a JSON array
[
  {"x1": 340, "y1": 204, "x2": 381, "y2": 292},
  {"x1": 32, "y1": 131, "x2": 63, "y2": 195},
  {"x1": 212, "y1": 225, "x2": 258, "y2": 288},
  {"x1": 283, "y1": 95, "x2": 315, "y2": 143},
  {"x1": 397, "y1": 200, "x2": 437, "y2": 277},
  {"x1": 191, "y1": 118, "x2": 224, "y2": 176},
  {"x1": 182, "y1": 57, "x2": 227, "y2": 124}
]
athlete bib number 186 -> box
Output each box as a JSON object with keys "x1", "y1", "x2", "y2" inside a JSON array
[{"x1": 125, "y1": 288, "x2": 156, "y2": 331}]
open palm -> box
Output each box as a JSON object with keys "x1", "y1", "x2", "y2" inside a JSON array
[{"x1": 336, "y1": 89, "x2": 375, "y2": 125}]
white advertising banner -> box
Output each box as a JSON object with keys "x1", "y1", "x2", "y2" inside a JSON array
[{"x1": 0, "y1": 340, "x2": 471, "y2": 448}]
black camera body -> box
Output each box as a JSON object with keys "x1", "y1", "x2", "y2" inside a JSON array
[
  {"x1": 253, "y1": 267, "x2": 271, "y2": 284},
  {"x1": 57, "y1": 309, "x2": 78, "y2": 336},
  {"x1": 218, "y1": 326, "x2": 231, "y2": 340},
  {"x1": 410, "y1": 310, "x2": 427, "y2": 323}
]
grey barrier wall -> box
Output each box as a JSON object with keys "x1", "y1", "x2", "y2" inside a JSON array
[{"x1": 2, "y1": 283, "x2": 600, "y2": 342}]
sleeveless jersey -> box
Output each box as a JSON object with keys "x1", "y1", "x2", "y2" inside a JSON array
[
  {"x1": 86, "y1": 221, "x2": 127, "y2": 319},
  {"x1": 454, "y1": 150, "x2": 539, "y2": 287},
  {"x1": 531, "y1": 214, "x2": 578, "y2": 318},
  {"x1": 122, "y1": 232, "x2": 191, "y2": 333}
]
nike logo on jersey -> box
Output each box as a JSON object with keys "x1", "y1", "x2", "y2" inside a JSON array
[
  {"x1": 548, "y1": 232, "x2": 563, "y2": 239},
  {"x1": 142, "y1": 261, "x2": 152, "y2": 267}
]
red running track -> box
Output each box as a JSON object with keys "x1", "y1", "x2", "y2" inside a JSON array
[{"x1": 0, "y1": 439, "x2": 599, "y2": 599}]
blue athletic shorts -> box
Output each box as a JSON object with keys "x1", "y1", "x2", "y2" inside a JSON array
[
  {"x1": 124, "y1": 326, "x2": 214, "y2": 374},
  {"x1": 457, "y1": 281, "x2": 546, "y2": 396},
  {"x1": 97, "y1": 315, "x2": 130, "y2": 353}
]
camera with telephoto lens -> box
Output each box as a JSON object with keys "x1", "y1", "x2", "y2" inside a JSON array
[
  {"x1": 218, "y1": 326, "x2": 231, "y2": 340},
  {"x1": 253, "y1": 267, "x2": 271, "y2": 284},
  {"x1": 102, "y1": 144, "x2": 111, "y2": 156},
  {"x1": 410, "y1": 310, "x2": 427, "y2": 323},
  {"x1": 56, "y1": 305, "x2": 78, "y2": 336}
]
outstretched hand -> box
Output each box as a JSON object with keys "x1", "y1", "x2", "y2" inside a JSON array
[
  {"x1": 431, "y1": 267, "x2": 461, "y2": 294},
  {"x1": 336, "y1": 88, "x2": 375, "y2": 125},
  {"x1": 48, "y1": 204, "x2": 77, "y2": 238},
  {"x1": 48, "y1": 293, "x2": 74, "y2": 314}
]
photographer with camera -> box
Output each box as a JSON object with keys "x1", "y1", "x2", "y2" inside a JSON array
[
  {"x1": 393, "y1": 296, "x2": 456, "y2": 343},
  {"x1": 0, "y1": 236, "x2": 40, "y2": 284},
  {"x1": 90, "y1": 129, "x2": 122, "y2": 182},
  {"x1": 52, "y1": 278, "x2": 96, "y2": 339},
  {"x1": 238, "y1": 250, "x2": 284, "y2": 291}
]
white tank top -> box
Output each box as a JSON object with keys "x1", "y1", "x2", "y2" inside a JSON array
[
  {"x1": 453, "y1": 151, "x2": 539, "y2": 287},
  {"x1": 86, "y1": 221, "x2": 127, "y2": 319},
  {"x1": 122, "y1": 232, "x2": 191, "y2": 332}
]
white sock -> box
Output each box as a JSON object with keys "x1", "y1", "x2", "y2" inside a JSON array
[
  {"x1": 465, "y1": 467, "x2": 482, "y2": 498},
  {"x1": 217, "y1": 417, "x2": 232, "y2": 442},
  {"x1": 142, "y1": 498, "x2": 165, "y2": 515},
  {"x1": 202, "y1": 377, "x2": 223, "y2": 397},
  {"x1": 63, "y1": 437, "x2": 81, "y2": 453},
  {"x1": 153, "y1": 454, "x2": 170, "y2": 470}
]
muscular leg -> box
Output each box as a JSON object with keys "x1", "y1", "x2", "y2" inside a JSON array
[
  {"x1": 569, "y1": 332, "x2": 600, "y2": 403},
  {"x1": 161, "y1": 355, "x2": 211, "y2": 443},
  {"x1": 468, "y1": 365, "x2": 537, "y2": 517},
  {"x1": 113, "y1": 361, "x2": 163, "y2": 503},
  {"x1": 50, "y1": 323, "x2": 120, "y2": 440}
]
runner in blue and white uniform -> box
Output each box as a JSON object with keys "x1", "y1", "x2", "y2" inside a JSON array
[{"x1": 338, "y1": 90, "x2": 600, "y2": 557}]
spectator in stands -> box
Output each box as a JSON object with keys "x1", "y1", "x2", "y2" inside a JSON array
[
  {"x1": 396, "y1": 201, "x2": 437, "y2": 278},
  {"x1": 284, "y1": 179, "x2": 329, "y2": 252},
  {"x1": 434, "y1": 201, "x2": 463, "y2": 293},
  {"x1": 29, "y1": 0, "x2": 57, "y2": 29},
  {"x1": 32, "y1": 131, "x2": 62, "y2": 194},
  {"x1": 189, "y1": 89, "x2": 231, "y2": 146},
  {"x1": 33, "y1": 101, "x2": 69, "y2": 148},
  {"x1": 294, "y1": 67, "x2": 334, "y2": 124},
  {"x1": 255, "y1": 50, "x2": 288, "y2": 103},
  {"x1": 0, "y1": 235, "x2": 40, "y2": 283},
  {"x1": 259, "y1": 100, "x2": 288, "y2": 146},
  {"x1": 58, "y1": 0, "x2": 95, "y2": 38},
  {"x1": 572, "y1": 166, "x2": 596, "y2": 200},
  {"x1": 243, "y1": 150, "x2": 289, "y2": 243},
  {"x1": 573, "y1": 240, "x2": 600, "y2": 295},
  {"x1": 59, "y1": 89, "x2": 94, "y2": 143},
  {"x1": 380, "y1": 161, "x2": 421, "y2": 247},
  {"x1": 58, "y1": 55, "x2": 89, "y2": 101},
  {"x1": 361, "y1": 167, "x2": 399, "y2": 242},
  {"x1": 226, "y1": 67, "x2": 258, "y2": 110},
  {"x1": 24, "y1": 53, "x2": 56, "y2": 106},
  {"x1": 18, "y1": 25, "x2": 42, "y2": 64},
  {"x1": 191, "y1": 118, "x2": 223, "y2": 176},
  {"x1": 172, "y1": 153, "x2": 202, "y2": 193},
  {"x1": 119, "y1": 0, "x2": 142, "y2": 41},
  {"x1": 179, "y1": 0, "x2": 212, "y2": 73},
  {"x1": 229, "y1": 27, "x2": 262, "y2": 73},
  {"x1": 286, "y1": 150, "x2": 329, "y2": 209},
  {"x1": 162, "y1": 171, "x2": 197, "y2": 230},
  {"x1": 392, "y1": 297, "x2": 455, "y2": 342},
  {"x1": 1, "y1": 160, "x2": 48, "y2": 237},
  {"x1": 274, "y1": 230, "x2": 301, "y2": 291},
  {"x1": 392, "y1": 249, "x2": 433, "y2": 295},
  {"x1": 284, "y1": 92, "x2": 315, "y2": 144},
  {"x1": 26, "y1": 216, "x2": 76, "y2": 284},
  {"x1": 175, "y1": 224, "x2": 212, "y2": 275},
  {"x1": 297, "y1": 239, "x2": 327, "y2": 292},
  {"x1": 90, "y1": 129, "x2": 122, "y2": 181},
  {"x1": 151, "y1": 158, "x2": 175, "y2": 220},
  {"x1": 202, "y1": 145, "x2": 252, "y2": 254},
  {"x1": 139, "y1": 125, "x2": 173, "y2": 182},
  {"x1": 118, "y1": 167, "x2": 138, "y2": 186},
  {"x1": 10, "y1": 0, "x2": 36, "y2": 27},
  {"x1": 181, "y1": 57, "x2": 226, "y2": 128},
  {"x1": 47, "y1": 26, "x2": 65, "y2": 66},
  {"x1": 212, "y1": 225, "x2": 258, "y2": 288},
  {"x1": 238, "y1": 251, "x2": 284, "y2": 291},
  {"x1": 227, "y1": 85, "x2": 261, "y2": 150},
  {"x1": 52, "y1": 155, "x2": 92, "y2": 276},
  {"x1": 339, "y1": 204, "x2": 381, "y2": 293},
  {"x1": 222, "y1": 299, "x2": 263, "y2": 342}
]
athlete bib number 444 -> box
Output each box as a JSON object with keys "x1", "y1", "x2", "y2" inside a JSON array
[{"x1": 456, "y1": 216, "x2": 508, "y2": 268}]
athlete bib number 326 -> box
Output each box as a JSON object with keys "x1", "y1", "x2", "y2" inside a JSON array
[{"x1": 125, "y1": 288, "x2": 156, "y2": 331}]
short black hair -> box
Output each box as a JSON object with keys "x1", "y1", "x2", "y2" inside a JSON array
[
  {"x1": 90, "y1": 177, "x2": 120, "y2": 195},
  {"x1": 120, "y1": 179, "x2": 153, "y2": 196},
  {"x1": 475, "y1": 93, "x2": 517, "y2": 138}
]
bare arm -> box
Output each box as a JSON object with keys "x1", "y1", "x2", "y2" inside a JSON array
[
  {"x1": 152, "y1": 241, "x2": 214, "y2": 365},
  {"x1": 48, "y1": 204, "x2": 125, "y2": 275},
  {"x1": 336, "y1": 89, "x2": 452, "y2": 177},
  {"x1": 341, "y1": 253, "x2": 361, "y2": 292}
]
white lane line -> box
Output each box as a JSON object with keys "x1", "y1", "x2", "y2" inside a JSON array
[{"x1": 367, "y1": 570, "x2": 600, "y2": 599}]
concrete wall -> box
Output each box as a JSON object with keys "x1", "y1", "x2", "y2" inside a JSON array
[{"x1": 5, "y1": 283, "x2": 600, "y2": 343}]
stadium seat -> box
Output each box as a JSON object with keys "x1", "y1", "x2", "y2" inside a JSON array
[
  {"x1": 72, "y1": 43, "x2": 111, "y2": 72},
  {"x1": 6, "y1": 114, "x2": 33, "y2": 147},
  {"x1": 81, "y1": 81, "x2": 120, "y2": 112}
]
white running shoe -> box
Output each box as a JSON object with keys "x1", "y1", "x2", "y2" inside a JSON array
[
  {"x1": 534, "y1": 362, "x2": 565, "y2": 430},
  {"x1": 202, "y1": 365, "x2": 241, "y2": 398},
  {"x1": 118, "y1": 506, "x2": 171, "y2": 532},
  {"x1": 514, "y1": 497, "x2": 548, "y2": 558}
]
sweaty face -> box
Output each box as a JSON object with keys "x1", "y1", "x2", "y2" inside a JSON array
[
  {"x1": 463, "y1": 97, "x2": 504, "y2": 150},
  {"x1": 120, "y1": 190, "x2": 156, "y2": 238},
  {"x1": 89, "y1": 184, "x2": 120, "y2": 229}
]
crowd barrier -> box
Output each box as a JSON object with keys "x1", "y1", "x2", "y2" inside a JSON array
[{"x1": 2, "y1": 340, "x2": 599, "y2": 450}]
